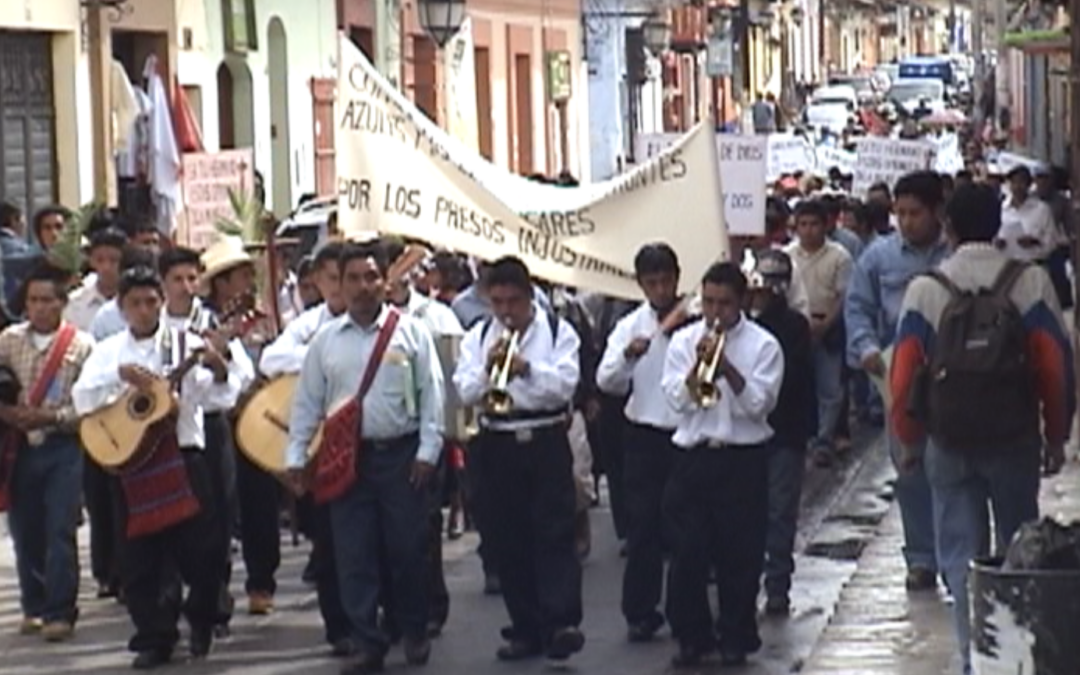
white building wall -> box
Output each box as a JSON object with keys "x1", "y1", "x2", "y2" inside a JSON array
[
  {"x1": 584, "y1": 0, "x2": 666, "y2": 180},
  {"x1": 179, "y1": 0, "x2": 337, "y2": 213}
]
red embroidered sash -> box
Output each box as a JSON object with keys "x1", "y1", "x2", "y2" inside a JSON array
[
  {"x1": 118, "y1": 416, "x2": 201, "y2": 538},
  {"x1": 0, "y1": 324, "x2": 77, "y2": 512},
  {"x1": 311, "y1": 309, "x2": 400, "y2": 505}
]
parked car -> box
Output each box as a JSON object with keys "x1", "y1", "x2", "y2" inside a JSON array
[
  {"x1": 827, "y1": 73, "x2": 879, "y2": 106},
  {"x1": 804, "y1": 85, "x2": 858, "y2": 134},
  {"x1": 886, "y1": 78, "x2": 947, "y2": 117}
]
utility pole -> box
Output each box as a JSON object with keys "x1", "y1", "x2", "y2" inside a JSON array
[
  {"x1": 86, "y1": 0, "x2": 113, "y2": 205},
  {"x1": 993, "y1": 0, "x2": 1009, "y2": 133},
  {"x1": 1070, "y1": 0, "x2": 1080, "y2": 336},
  {"x1": 972, "y1": 0, "x2": 985, "y2": 129}
]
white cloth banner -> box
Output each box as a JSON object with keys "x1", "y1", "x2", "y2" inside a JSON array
[
  {"x1": 335, "y1": 36, "x2": 728, "y2": 299},
  {"x1": 766, "y1": 134, "x2": 816, "y2": 181},
  {"x1": 637, "y1": 133, "x2": 766, "y2": 236},
  {"x1": 815, "y1": 145, "x2": 858, "y2": 176},
  {"x1": 443, "y1": 18, "x2": 479, "y2": 152},
  {"x1": 852, "y1": 137, "x2": 935, "y2": 194},
  {"x1": 929, "y1": 133, "x2": 964, "y2": 175}
]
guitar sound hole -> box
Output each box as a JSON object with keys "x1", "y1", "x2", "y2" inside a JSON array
[{"x1": 129, "y1": 394, "x2": 154, "y2": 419}]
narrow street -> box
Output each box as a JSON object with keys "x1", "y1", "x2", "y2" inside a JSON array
[{"x1": 1, "y1": 439, "x2": 1076, "y2": 674}]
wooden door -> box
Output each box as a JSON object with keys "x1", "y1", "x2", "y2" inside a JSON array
[{"x1": 310, "y1": 77, "x2": 335, "y2": 196}]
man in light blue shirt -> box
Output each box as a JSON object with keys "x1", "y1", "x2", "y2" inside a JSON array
[
  {"x1": 844, "y1": 170, "x2": 950, "y2": 592},
  {"x1": 286, "y1": 240, "x2": 443, "y2": 673}
]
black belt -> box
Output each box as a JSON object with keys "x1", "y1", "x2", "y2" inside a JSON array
[
  {"x1": 361, "y1": 432, "x2": 419, "y2": 451},
  {"x1": 482, "y1": 408, "x2": 569, "y2": 423},
  {"x1": 689, "y1": 440, "x2": 766, "y2": 452}
]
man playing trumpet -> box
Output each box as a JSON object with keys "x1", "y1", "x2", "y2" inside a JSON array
[
  {"x1": 452, "y1": 256, "x2": 585, "y2": 664},
  {"x1": 661, "y1": 262, "x2": 784, "y2": 669}
]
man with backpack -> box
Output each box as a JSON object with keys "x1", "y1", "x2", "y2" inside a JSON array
[{"x1": 890, "y1": 183, "x2": 1074, "y2": 675}]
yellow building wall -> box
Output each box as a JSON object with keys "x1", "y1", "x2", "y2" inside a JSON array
[{"x1": 1, "y1": 0, "x2": 85, "y2": 207}]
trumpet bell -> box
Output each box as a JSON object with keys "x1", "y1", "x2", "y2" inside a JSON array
[
  {"x1": 695, "y1": 382, "x2": 719, "y2": 409},
  {"x1": 483, "y1": 389, "x2": 514, "y2": 415}
]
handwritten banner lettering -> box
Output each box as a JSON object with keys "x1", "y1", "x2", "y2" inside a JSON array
[
  {"x1": 637, "y1": 132, "x2": 766, "y2": 236},
  {"x1": 852, "y1": 137, "x2": 935, "y2": 195},
  {"x1": 177, "y1": 149, "x2": 255, "y2": 250},
  {"x1": 336, "y1": 37, "x2": 728, "y2": 299}
]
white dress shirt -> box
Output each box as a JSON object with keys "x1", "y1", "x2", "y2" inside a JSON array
[
  {"x1": 90, "y1": 298, "x2": 126, "y2": 341},
  {"x1": 259, "y1": 303, "x2": 339, "y2": 378},
  {"x1": 72, "y1": 325, "x2": 227, "y2": 449},
  {"x1": 405, "y1": 291, "x2": 464, "y2": 338},
  {"x1": 285, "y1": 305, "x2": 445, "y2": 468},
  {"x1": 596, "y1": 302, "x2": 681, "y2": 430},
  {"x1": 64, "y1": 280, "x2": 112, "y2": 332},
  {"x1": 162, "y1": 300, "x2": 256, "y2": 413},
  {"x1": 453, "y1": 304, "x2": 580, "y2": 429},
  {"x1": 662, "y1": 315, "x2": 784, "y2": 449},
  {"x1": 999, "y1": 196, "x2": 1057, "y2": 262}
]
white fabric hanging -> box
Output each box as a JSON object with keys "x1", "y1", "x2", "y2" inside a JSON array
[{"x1": 143, "y1": 54, "x2": 181, "y2": 236}]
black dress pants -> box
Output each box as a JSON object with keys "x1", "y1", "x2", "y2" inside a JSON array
[
  {"x1": 621, "y1": 423, "x2": 677, "y2": 625},
  {"x1": 84, "y1": 460, "x2": 119, "y2": 588},
  {"x1": 236, "y1": 450, "x2": 280, "y2": 595},
  {"x1": 663, "y1": 444, "x2": 768, "y2": 654},
  {"x1": 481, "y1": 425, "x2": 582, "y2": 645},
  {"x1": 115, "y1": 451, "x2": 225, "y2": 654},
  {"x1": 307, "y1": 498, "x2": 350, "y2": 645},
  {"x1": 204, "y1": 412, "x2": 237, "y2": 625}
]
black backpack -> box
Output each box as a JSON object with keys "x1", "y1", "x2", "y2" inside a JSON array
[{"x1": 913, "y1": 261, "x2": 1039, "y2": 452}]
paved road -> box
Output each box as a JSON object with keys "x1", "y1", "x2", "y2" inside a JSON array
[{"x1": 0, "y1": 471, "x2": 876, "y2": 675}]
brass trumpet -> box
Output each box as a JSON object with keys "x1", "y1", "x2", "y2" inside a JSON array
[
  {"x1": 483, "y1": 330, "x2": 521, "y2": 414},
  {"x1": 689, "y1": 322, "x2": 726, "y2": 408}
]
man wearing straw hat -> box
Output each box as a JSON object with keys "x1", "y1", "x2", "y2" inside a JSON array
[{"x1": 200, "y1": 236, "x2": 281, "y2": 617}]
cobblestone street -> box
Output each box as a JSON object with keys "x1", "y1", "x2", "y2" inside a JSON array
[{"x1": 0, "y1": 440, "x2": 1076, "y2": 674}]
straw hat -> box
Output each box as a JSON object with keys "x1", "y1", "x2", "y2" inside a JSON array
[{"x1": 200, "y1": 236, "x2": 254, "y2": 293}]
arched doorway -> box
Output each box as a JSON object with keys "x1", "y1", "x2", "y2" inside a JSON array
[
  {"x1": 216, "y1": 57, "x2": 255, "y2": 152},
  {"x1": 267, "y1": 17, "x2": 292, "y2": 216}
]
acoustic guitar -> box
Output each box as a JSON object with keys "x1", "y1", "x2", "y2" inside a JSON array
[
  {"x1": 235, "y1": 244, "x2": 429, "y2": 475},
  {"x1": 80, "y1": 295, "x2": 259, "y2": 471},
  {"x1": 80, "y1": 350, "x2": 204, "y2": 471}
]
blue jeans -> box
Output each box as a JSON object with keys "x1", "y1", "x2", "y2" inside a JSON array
[
  {"x1": 812, "y1": 345, "x2": 844, "y2": 448},
  {"x1": 923, "y1": 441, "x2": 1039, "y2": 673},
  {"x1": 7, "y1": 434, "x2": 83, "y2": 622},
  {"x1": 887, "y1": 431, "x2": 937, "y2": 571},
  {"x1": 763, "y1": 444, "x2": 804, "y2": 598},
  {"x1": 330, "y1": 436, "x2": 429, "y2": 654}
]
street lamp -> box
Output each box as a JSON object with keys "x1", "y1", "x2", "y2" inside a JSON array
[
  {"x1": 416, "y1": 0, "x2": 467, "y2": 48},
  {"x1": 642, "y1": 12, "x2": 672, "y2": 55}
]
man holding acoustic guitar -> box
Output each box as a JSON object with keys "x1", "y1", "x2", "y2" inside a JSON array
[{"x1": 72, "y1": 266, "x2": 237, "y2": 669}]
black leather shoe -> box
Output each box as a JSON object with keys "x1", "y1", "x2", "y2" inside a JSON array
[
  {"x1": 189, "y1": 624, "x2": 213, "y2": 659},
  {"x1": 340, "y1": 652, "x2": 385, "y2": 674},
  {"x1": 496, "y1": 639, "x2": 543, "y2": 661},
  {"x1": 546, "y1": 627, "x2": 585, "y2": 661},
  {"x1": 131, "y1": 649, "x2": 172, "y2": 670},
  {"x1": 331, "y1": 638, "x2": 359, "y2": 658},
  {"x1": 627, "y1": 614, "x2": 664, "y2": 643},
  {"x1": 404, "y1": 636, "x2": 432, "y2": 665},
  {"x1": 671, "y1": 641, "x2": 714, "y2": 669}
]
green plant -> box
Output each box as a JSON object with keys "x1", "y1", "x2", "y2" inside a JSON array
[
  {"x1": 214, "y1": 188, "x2": 265, "y2": 244},
  {"x1": 50, "y1": 202, "x2": 101, "y2": 277}
]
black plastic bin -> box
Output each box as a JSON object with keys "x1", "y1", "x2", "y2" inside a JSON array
[{"x1": 970, "y1": 557, "x2": 1080, "y2": 674}]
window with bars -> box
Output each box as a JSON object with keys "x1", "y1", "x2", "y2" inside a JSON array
[{"x1": 0, "y1": 31, "x2": 57, "y2": 218}]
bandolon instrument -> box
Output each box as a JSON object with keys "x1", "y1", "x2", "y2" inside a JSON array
[{"x1": 234, "y1": 244, "x2": 430, "y2": 474}]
